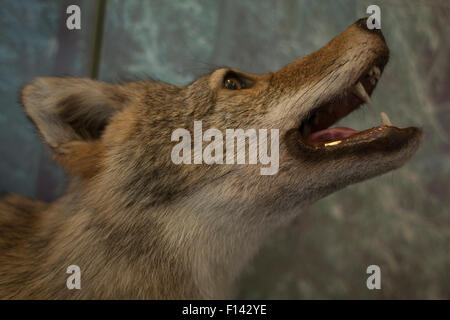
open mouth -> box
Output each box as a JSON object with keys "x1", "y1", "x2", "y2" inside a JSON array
[{"x1": 297, "y1": 58, "x2": 417, "y2": 150}]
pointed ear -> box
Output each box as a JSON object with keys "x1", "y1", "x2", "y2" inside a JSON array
[
  {"x1": 21, "y1": 77, "x2": 129, "y2": 177},
  {"x1": 21, "y1": 77, "x2": 128, "y2": 150}
]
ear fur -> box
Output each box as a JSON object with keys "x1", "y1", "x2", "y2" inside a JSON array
[{"x1": 21, "y1": 77, "x2": 128, "y2": 176}]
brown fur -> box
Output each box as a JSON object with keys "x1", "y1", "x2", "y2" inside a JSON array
[{"x1": 0, "y1": 19, "x2": 422, "y2": 299}]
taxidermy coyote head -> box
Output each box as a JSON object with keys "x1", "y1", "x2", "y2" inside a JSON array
[{"x1": 0, "y1": 18, "x2": 422, "y2": 299}]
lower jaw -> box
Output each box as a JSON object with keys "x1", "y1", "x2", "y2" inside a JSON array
[
  {"x1": 285, "y1": 126, "x2": 422, "y2": 159},
  {"x1": 305, "y1": 127, "x2": 360, "y2": 146}
]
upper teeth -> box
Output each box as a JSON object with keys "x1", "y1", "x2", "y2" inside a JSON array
[
  {"x1": 372, "y1": 66, "x2": 381, "y2": 79},
  {"x1": 352, "y1": 82, "x2": 371, "y2": 104},
  {"x1": 367, "y1": 66, "x2": 381, "y2": 85}
]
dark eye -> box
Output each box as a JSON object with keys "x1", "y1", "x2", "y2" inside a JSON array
[{"x1": 224, "y1": 75, "x2": 244, "y2": 90}]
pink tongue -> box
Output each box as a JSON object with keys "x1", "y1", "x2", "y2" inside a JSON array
[{"x1": 306, "y1": 127, "x2": 359, "y2": 144}]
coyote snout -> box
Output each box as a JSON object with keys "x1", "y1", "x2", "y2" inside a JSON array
[{"x1": 0, "y1": 18, "x2": 422, "y2": 299}]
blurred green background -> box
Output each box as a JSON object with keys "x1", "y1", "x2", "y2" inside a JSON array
[{"x1": 0, "y1": 0, "x2": 449, "y2": 299}]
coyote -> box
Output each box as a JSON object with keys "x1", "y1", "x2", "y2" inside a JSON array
[{"x1": 0, "y1": 19, "x2": 422, "y2": 299}]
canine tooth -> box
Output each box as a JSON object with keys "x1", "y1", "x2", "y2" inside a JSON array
[
  {"x1": 380, "y1": 112, "x2": 392, "y2": 126},
  {"x1": 324, "y1": 140, "x2": 342, "y2": 147},
  {"x1": 373, "y1": 66, "x2": 381, "y2": 79},
  {"x1": 352, "y1": 82, "x2": 371, "y2": 104}
]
